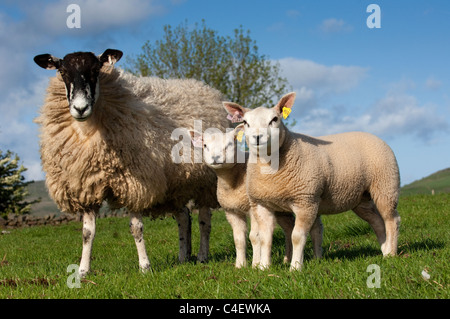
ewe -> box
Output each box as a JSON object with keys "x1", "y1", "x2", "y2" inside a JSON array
[
  {"x1": 224, "y1": 92, "x2": 401, "y2": 270},
  {"x1": 34, "y1": 49, "x2": 229, "y2": 276}
]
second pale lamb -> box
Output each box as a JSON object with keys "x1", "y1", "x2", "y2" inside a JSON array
[{"x1": 224, "y1": 92, "x2": 401, "y2": 271}]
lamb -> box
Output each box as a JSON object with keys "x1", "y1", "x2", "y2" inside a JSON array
[
  {"x1": 190, "y1": 126, "x2": 323, "y2": 268},
  {"x1": 33, "y1": 49, "x2": 229, "y2": 277},
  {"x1": 224, "y1": 92, "x2": 401, "y2": 270}
]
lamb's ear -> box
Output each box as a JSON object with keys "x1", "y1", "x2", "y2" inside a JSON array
[
  {"x1": 99, "y1": 49, "x2": 123, "y2": 66},
  {"x1": 274, "y1": 92, "x2": 296, "y2": 116},
  {"x1": 189, "y1": 130, "x2": 203, "y2": 148},
  {"x1": 34, "y1": 54, "x2": 62, "y2": 70},
  {"x1": 223, "y1": 102, "x2": 248, "y2": 122}
]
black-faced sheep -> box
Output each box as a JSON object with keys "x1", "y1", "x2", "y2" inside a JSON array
[
  {"x1": 33, "y1": 49, "x2": 229, "y2": 276},
  {"x1": 224, "y1": 92, "x2": 401, "y2": 270}
]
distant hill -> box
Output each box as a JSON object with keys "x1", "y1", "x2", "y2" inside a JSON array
[
  {"x1": 401, "y1": 168, "x2": 450, "y2": 196},
  {"x1": 26, "y1": 180, "x2": 61, "y2": 217}
]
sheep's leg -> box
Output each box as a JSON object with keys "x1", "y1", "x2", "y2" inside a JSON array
[
  {"x1": 249, "y1": 208, "x2": 261, "y2": 268},
  {"x1": 79, "y1": 210, "x2": 96, "y2": 278},
  {"x1": 253, "y1": 204, "x2": 276, "y2": 270},
  {"x1": 290, "y1": 203, "x2": 319, "y2": 271},
  {"x1": 225, "y1": 211, "x2": 248, "y2": 268},
  {"x1": 197, "y1": 206, "x2": 212, "y2": 263},
  {"x1": 310, "y1": 216, "x2": 323, "y2": 259},
  {"x1": 130, "y1": 212, "x2": 151, "y2": 272},
  {"x1": 174, "y1": 207, "x2": 192, "y2": 262},
  {"x1": 369, "y1": 194, "x2": 401, "y2": 256},
  {"x1": 353, "y1": 201, "x2": 386, "y2": 249},
  {"x1": 275, "y1": 213, "x2": 295, "y2": 263}
]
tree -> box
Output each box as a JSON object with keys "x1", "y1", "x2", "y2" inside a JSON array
[
  {"x1": 126, "y1": 20, "x2": 292, "y2": 113},
  {"x1": 0, "y1": 149, "x2": 38, "y2": 218}
]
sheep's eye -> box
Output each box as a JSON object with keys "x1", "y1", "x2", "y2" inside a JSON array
[
  {"x1": 269, "y1": 117, "x2": 278, "y2": 125},
  {"x1": 59, "y1": 70, "x2": 65, "y2": 76},
  {"x1": 203, "y1": 144, "x2": 207, "y2": 149}
]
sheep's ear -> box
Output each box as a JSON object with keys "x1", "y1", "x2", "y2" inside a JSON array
[
  {"x1": 99, "y1": 49, "x2": 123, "y2": 66},
  {"x1": 223, "y1": 102, "x2": 249, "y2": 122},
  {"x1": 274, "y1": 92, "x2": 296, "y2": 116},
  {"x1": 189, "y1": 130, "x2": 203, "y2": 148},
  {"x1": 34, "y1": 54, "x2": 62, "y2": 70}
]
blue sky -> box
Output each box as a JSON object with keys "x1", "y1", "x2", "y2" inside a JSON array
[{"x1": 0, "y1": 0, "x2": 449, "y2": 186}]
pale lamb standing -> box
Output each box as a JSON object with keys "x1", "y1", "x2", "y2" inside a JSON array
[
  {"x1": 190, "y1": 126, "x2": 323, "y2": 268},
  {"x1": 224, "y1": 92, "x2": 401, "y2": 270},
  {"x1": 33, "y1": 49, "x2": 229, "y2": 276}
]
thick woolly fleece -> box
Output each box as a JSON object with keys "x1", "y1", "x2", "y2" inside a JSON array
[{"x1": 35, "y1": 65, "x2": 229, "y2": 215}]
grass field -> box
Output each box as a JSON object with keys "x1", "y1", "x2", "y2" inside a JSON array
[{"x1": 0, "y1": 194, "x2": 448, "y2": 299}]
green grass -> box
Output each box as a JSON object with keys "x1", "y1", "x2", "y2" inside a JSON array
[{"x1": 1, "y1": 194, "x2": 448, "y2": 299}]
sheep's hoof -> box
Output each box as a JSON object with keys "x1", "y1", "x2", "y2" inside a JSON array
[
  {"x1": 78, "y1": 268, "x2": 89, "y2": 278},
  {"x1": 139, "y1": 263, "x2": 151, "y2": 273}
]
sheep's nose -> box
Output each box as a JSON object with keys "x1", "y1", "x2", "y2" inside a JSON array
[
  {"x1": 255, "y1": 134, "x2": 263, "y2": 145},
  {"x1": 74, "y1": 105, "x2": 89, "y2": 116}
]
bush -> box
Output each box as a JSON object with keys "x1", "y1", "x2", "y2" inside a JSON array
[{"x1": 0, "y1": 149, "x2": 38, "y2": 218}]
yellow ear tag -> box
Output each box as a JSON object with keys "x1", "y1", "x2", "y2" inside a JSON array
[
  {"x1": 236, "y1": 130, "x2": 244, "y2": 142},
  {"x1": 282, "y1": 107, "x2": 291, "y2": 119}
]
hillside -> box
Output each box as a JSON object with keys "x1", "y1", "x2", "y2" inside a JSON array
[
  {"x1": 26, "y1": 180, "x2": 60, "y2": 217},
  {"x1": 400, "y1": 167, "x2": 450, "y2": 196}
]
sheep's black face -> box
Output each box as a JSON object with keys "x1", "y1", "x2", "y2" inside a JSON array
[{"x1": 34, "y1": 49, "x2": 123, "y2": 122}]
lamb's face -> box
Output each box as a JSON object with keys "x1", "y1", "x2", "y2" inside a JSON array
[
  {"x1": 223, "y1": 92, "x2": 296, "y2": 157},
  {"x1": 34, "y1": 49, "x2": 123, "y2": 122},
  {"x1": 243, "y1": 107, "x2": 282, "y2": 152},
  {"x1": 202, "y1": 130, "x2": 237, "y2": 169}
]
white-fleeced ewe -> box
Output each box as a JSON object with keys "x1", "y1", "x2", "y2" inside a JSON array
[
  {"x1": 33, "y1": 49, "x2": 229, "y2": 277},
  {"x1": 224, "y1": 92, "x2": 401, "y2": 270},
  {"x1": 190, "y1": 126, "x2": 323, "y2": 268}
]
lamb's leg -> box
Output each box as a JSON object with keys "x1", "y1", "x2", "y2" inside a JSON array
[
  {"x1": 353, "y1": 200, "x2": 386, "y2": 249},
  {"x1": 174, "y1": 207, "x2": 192, "y2": 262},
  {"x1": 275, "y1": 213, "x2": 295, "y2": 263},
  {"x1": 310, "y1": 216, "x2": 323, "y2": 259},
  {"x1": 225, "y1": 211, "x2": 248, "y2": 268},
  {"x1": 130, "y1": 212, "x2": 151, "y2": 272},
  {"x1": 79, "y1": 210, "x2": 96, "y2": 278},
  {"x1": 376, "y1": 202, "x2": 401, "y2": 256},
  {"x1": 249, "y1": 208, "x2": 260, "y2": 268},
  {"x1": 197, "y1": 206, "x2": 212, "y2": 263},
  {"x1": 290, "y1": 203, "x2": 319, "y2": 271},
  {"x1": 253, "y1": 204, "x2": 276, "y2": 270}
]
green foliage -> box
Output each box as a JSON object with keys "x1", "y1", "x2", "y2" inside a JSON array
[
  {"x1": 126, "y1": 20, "x2": 294, "y2": 125},
  {"x1": 0, "y1": 150, "x2": 39, "y2": 218}
]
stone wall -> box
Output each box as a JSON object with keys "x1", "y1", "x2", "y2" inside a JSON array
[{"x1": 0, "y1": 211, "x2": 127, "y2": 229}]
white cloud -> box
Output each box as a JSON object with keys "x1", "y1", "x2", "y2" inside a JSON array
[
  {"x1": 278, "y1": 58, "x2": 368, "y2": 94},
  {"x1": 318, "y1": 18, "x2": 353, "y2": 33},
  {"x1": 293, "y1": 91, "x2": 449, "y2": 142},
  {"x1": 23, "y1": 0, "x2": 165, "y2": 36},
  {"x1": 277, "y1": 58, "x2": 448, "y2": 142},
  {"x1": 425, "y1": 76, "x2": 442, "y2": 90}
]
